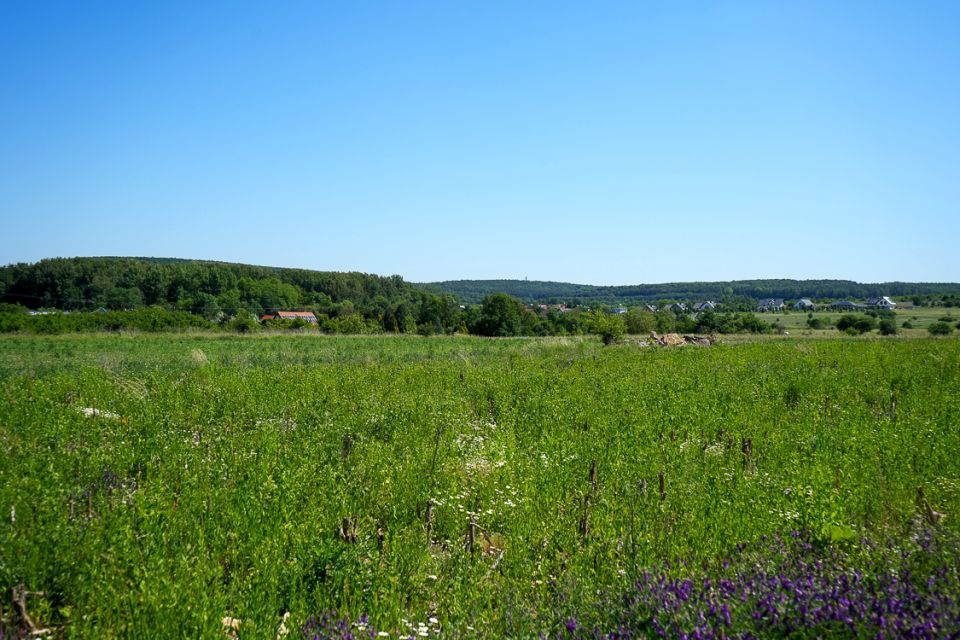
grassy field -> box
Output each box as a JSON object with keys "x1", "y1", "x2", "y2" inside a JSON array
[
  {"x1": 1, "y1": 333, "x2": 959, "y2": 638},
  {"x1": 756, "y1": 306, "x2": 959, "y2": 337}
]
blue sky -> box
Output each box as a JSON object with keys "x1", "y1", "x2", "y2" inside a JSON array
[{"x1": 1, "y1": 1, "x2": 958, "y2": 284}]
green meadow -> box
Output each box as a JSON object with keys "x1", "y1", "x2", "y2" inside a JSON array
[
  {"x1": 1, "y1": 334, "x2": 959, "y2": 637},
  {"x1": 754, "y1": 306, "x2": 958, "y2": 336}
]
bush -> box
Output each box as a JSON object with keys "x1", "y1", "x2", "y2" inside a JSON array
[
  {"x1": 878, "y1": 319, "x2": 898, "y2": 335},
  {"x1": 624, "y1": 308, "x2": 656, "y2": 334},
  {"x1": 589, "y1": 311, "x2": 626, "y2": 345},
  {"x1": 902, "y1": 321, "x2": 913, "y2": 329},
  {"x1": 807, "y1": 317, "x2": 825, "y2": 330},
  {"x1": 836, "y1": 314, "x2": 877, "y2": 335},
  {"x1": 928, "y1": 322, "x2": 954, "y2": 336},
  {"x1": 226, "y1": 312, "x2": 259, "y2": 333}
]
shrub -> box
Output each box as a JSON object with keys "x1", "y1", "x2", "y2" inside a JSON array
[
  {"x1": 836, "y1": 314, "x2": 876, "y2": 335},
  {"x1": 589, "y1": 311, "x2": 626, "y2": 345},
  {"x1": 225, "y1": 311, "x2": 259, "y2": 333},
  {"x1": 928, "y1": 322, "x2": 954, "y2": 336},
  {"x1": 878, "y1": 319, "x2": 898, "y2": 335},
  {"x1": 806, "y1": 317, "x2": 825, "y2": 329},
  {"x1": 902, "y1": 321, "x2": 913, "y2": 329}
]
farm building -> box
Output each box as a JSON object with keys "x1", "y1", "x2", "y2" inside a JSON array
[
  {"x1": 866, "y1": 296, "x2": 897, "y2": 309},
  {"x1": 756, "y1": 298, "x2": 785, "y2": 312},
  {"x1": 793, "y1": 298, "x2": 816, "y2": 310},
  {"x1": 261, "y1": 311, "x2": 318, "y2": 324},
  {"x1": 831, "y1": 301, "x2": 863, "y2": 311}
]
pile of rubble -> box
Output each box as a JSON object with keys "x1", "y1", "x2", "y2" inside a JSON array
[{"x1": 643, "y1": 332, "x2": 717, "y2": 347}]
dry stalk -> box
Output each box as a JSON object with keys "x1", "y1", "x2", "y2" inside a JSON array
[
  {"x1": 916, "y1": 486, "x2": 946, "y2": 525},
  {"x1": 466, "y1": 520, "x2": 476, "y2": 558},
  {"x1": 425, "y1": 499, "x2": 434, "y2": 542},
  {"x1": 579, "y1": 493, "x2": 591, "y2": 539},
  {"x1": 741, "y1": 436, "x2": 753, "y2": 471},
  {"x1": 12, "y1": 584, "x2": 51, "y2": 636},
  {"x1": 338, "y1": 516, "x2": 359, "y2": 544}
]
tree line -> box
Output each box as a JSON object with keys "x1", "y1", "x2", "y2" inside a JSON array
[
  {"x1": 4, "y1": 257, "x2": 956, "y2": 338},
  {"x1": 427, "y1": 278, "x2": 960, "y2": 305},
  {"x1": 0, "y1": 257, "x2": 462, "y2": 334}
]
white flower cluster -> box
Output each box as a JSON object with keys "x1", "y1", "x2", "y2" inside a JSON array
[{"x1": 400, "y1": 616, "x2": 441, "y2": 637}]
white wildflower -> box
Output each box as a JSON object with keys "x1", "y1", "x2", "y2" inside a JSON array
[{"x1": 79, "y1": 407, "x2": 118, "y2": 419}]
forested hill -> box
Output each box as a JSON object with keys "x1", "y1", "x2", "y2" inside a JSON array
[
  {"x1": 0, "y1": 257, "x2": 440, "y2": 321},
  {"x1": 423, "y1": 279, "x2": 960, "y2": 304}
]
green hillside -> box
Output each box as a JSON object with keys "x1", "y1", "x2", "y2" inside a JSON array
[
  {"x1": 0, "y1": 257, "x2": 464, "y2": 334},
  {"x1": 424, "y1": 278, "x2": 960, "y2": 304}
]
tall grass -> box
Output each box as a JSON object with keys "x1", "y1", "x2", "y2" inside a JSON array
[{"x1": 1, "y1": 335, "x2": 958, "y2": 637}]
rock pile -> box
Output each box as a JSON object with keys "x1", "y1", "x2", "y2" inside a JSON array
[{"x1": 648, "y1": 332, "x2": 717, "y2": 347}]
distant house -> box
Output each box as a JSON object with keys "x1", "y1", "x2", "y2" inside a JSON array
[
  {"x1": 611, "y1": 307, "x2": 628, "y2": 315},
  {"x1": 262, "y1": 311, "x2": 318, "y2": 324},
  {"x1": 663, "y1": 302, "x2": 688, "y2": 313},
  {"x1": 644, "y1": 304, "x2": 659, "y2": 313},
  {"x1": 866, "y1": 296, "x2": 897, "y2": 309},
  {"x1": 692, "y1": 301, "x2": 716, "y2": 312},
  {"x1": 530, "y1": 304, "x2": 571, "y2": 316},
  {"x1": 793, "y1": 298, "x2": 816, "y2": 311},
  {"x1": 831, "y1": 300, "x2": 862, "y2": 311},
  {"x1": 757, "y1": 298, "x2": 785, "y2": 312}
]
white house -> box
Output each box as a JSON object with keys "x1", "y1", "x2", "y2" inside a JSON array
[
  {"x1": 866, "y1": 296, "x2": 897, "y2": 310},
  {"x1": 793, "y1": 298, "x2": 816, "y2": 311}
]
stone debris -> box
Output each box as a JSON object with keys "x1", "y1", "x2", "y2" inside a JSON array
[{"x1": 647, "y1": 332, "x2": 717, "y2": 347}]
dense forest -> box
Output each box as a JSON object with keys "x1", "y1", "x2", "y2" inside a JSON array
[
  {"x1": 425, "y1": 278, "x2": 960, "y2": 305},
  {"x1": 0, "y1": 257, "x2": 461, "y2": 334}
]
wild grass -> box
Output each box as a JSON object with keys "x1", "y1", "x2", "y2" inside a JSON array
[{"x1": 0, "y1": 335, "x2": 958, "y2": 637}]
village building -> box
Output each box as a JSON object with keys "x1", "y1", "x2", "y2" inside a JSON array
[
  {"x1": 866, "y1": 296, "x2": 897, "y2": 309},
  {"x1": 830, "y1": 300, "x2": 862, "y2": 311},
  {"x1": 261, "y1": 311, "x2": 318, "y2": 324},
  {"x1": 756, "y1": 298, "x2": 785, "y2": 312}
]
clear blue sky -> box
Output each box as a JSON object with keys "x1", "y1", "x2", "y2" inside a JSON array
[{"x1": 2, "y1": 1, "x2": 958, "y2": 284}]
